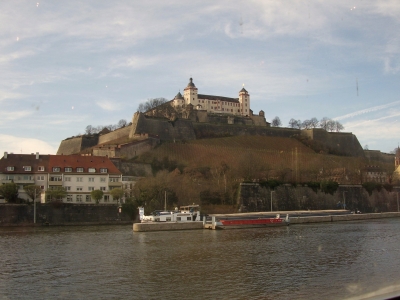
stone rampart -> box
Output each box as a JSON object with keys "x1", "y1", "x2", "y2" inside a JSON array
[
  {"x1": 98, "y1": 126, "x2": 132, "y2": 144},
  {"x1": 110, "y1": 159, "x2": 152, "y2": 177},
  {"x1": 57, "y1": 135, "x2": 99, "y2": 155},
  {"x1": 364, "y1": 150, "x2": 394, "y2": 164},
  {"x1": 301, "y1": 128, "x2": 364, "y2": 157}
]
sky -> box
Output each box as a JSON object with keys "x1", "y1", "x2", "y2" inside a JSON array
[{"x1": 1, "y1": 0, "x2": 400, "y2": 156}]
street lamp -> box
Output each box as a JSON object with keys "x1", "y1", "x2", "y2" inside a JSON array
[
  {"x1": 343, "y1": 191, "x2": 347, "y2": 210},
  {"x1": 271, "y1": 191, "x2": 275, "y2": 212}
]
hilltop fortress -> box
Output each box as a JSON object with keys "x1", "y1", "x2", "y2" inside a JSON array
[{"x1": 57, "y1": 78, "x2": 366, "y2": 159}]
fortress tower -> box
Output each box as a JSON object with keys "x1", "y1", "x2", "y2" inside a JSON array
[
  {"x1": 238, "y1": 86, "x2": 250, "y2": 116},
  {"x1": 183, "y1": 78, "x2": 198, "y2": 106}
]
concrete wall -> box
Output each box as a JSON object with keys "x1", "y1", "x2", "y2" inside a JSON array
[{"x1": 0, "y1": 203, "x2": 132, "y2": 226}]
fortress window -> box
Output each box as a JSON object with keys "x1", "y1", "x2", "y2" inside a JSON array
[{"x1": 76, "y1": 167, "x2": 83, "y2": 172}]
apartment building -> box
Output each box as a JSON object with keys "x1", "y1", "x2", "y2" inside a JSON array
[{"x1": 0, "y1": 152, "x2": 122, "y2": 204}]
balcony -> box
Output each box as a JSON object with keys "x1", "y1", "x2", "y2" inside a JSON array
[
  {"x1": 48, "y1": 181, "x2": 63, "y2": 186},
  {"x1": 108, "y1": 181, "x2": 122, "y2": 187}
]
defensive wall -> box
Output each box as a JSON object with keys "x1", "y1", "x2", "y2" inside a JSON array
[
  {"x1": 301, "y1": 128, "x2": 364, "y2": 157},
  {"x1": 0, "y1": 203, "x2": 132, "y2": 226},
  {"x1": 57, "y1": 112, "x2": 365, "y2": 158},
  {"x1": 364, "y1": 150, "x2": 394, "y2": 164},
  {"x1": 239, "y1": 182, "x2": 400, "y2": 213},
  {"x1": 110, "y1": 159, "x2": 152, "y2": 177},
  {"x1": 57, "y1": 135, "x2": 99, "y2": 155}
]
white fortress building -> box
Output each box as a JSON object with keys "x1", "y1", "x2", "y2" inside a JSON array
[{"x1": 172, "y1": 78, "x2": 251, "y2": 116}]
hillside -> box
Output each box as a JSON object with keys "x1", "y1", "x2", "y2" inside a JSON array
[{"x1": 138, "y1": 135, "x2": 390, "y2": 183}]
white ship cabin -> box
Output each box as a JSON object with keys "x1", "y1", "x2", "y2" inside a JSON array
[
  {"x1": 139, "y1": 208, "x2": 198, "y2": 223},
  {"x1": 180, "y1": 204, "x2": 200, "y2": 214}
]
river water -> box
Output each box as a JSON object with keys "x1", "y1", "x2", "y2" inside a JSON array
[{"x1": 1, "y1": 219, "x2": 400, "y2": 300}]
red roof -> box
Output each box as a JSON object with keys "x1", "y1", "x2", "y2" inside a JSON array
[{"x1": 0, "y1": 153, "x2": 121, "y2": 175}]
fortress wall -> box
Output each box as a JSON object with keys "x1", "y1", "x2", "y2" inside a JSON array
[
  {"x1": 110, "y1": 159, "x2": 152, "y2": 177},
  {"x1": 116, "y1": 138, "x2": 160, "y2": 159},
  {"x1": 57, "y1": 137, "x2": 83, "y2": 155},
  {"x1": 193, "y1": 123, "x2": 299, "y2": 139},
  {"x1": 364, "y1": 150, "x2": 394, "y2": 164},
  {"x1": 98, "y1": 126, "x2": 132, "y2": 144},
  {"x1": 131, "y1": 114, "x2": 196, "y2": 141},
  {"x1": 250, "y1": 115, "x2": 268, "y2": 127},
  {"x1": 57, "y1": 135, "x2": 100, "y2": 155},
  {"x1": 302, "y1": 129, "x2": 364, "y2": 157}
]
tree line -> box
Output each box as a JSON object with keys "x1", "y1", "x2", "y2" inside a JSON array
[
  {"x1": 84, "y1": 119, "x2": 128, "y2": 135},
  {"x1": 271, "y1": 116, "x2": 344, "y2": 132}
]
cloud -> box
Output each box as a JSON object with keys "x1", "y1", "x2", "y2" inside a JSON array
[
  {"x1": 0, "y1": 134, "x2": 57, "y2": 156},
  {"x1": 96, "y1": 100, "x2": 120, "y2": 111},
  {"x1": 335, "y1": 101, "x2": 400, "y2": 121},
  {"x1": 0, "y1": 110, "x2": 34, "y2": 124}
]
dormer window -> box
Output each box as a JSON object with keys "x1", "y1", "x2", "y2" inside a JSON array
[
  {"x1": 38, "y1": 166, "x2": 45, "y2": 171},
  {"x1": 76, "y1": 167, "x2": 84, "y2": 172},
  {"x1": 65, "y1": 167, "x2": 72, "y2": 172},
  {"x1": 100, "y1": 168, "x2": 108, "y2": 173},
  {"x1": 88, "y1": 168, "x2": 96, "y2": 173},
  {"x1": 23, "y1": 166, "x2": 32, "y2": 171},
  {"x1": 6, "y1": 166, "x2": 14, "y2": 171},
  {"x1": 52, "y1": 167, "x2": 60, "y2": 172}
]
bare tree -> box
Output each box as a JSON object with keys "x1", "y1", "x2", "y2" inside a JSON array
[
  {"x1": 118, "y1": 119, "x2": 127, "y2": 128},
  {"x1": 288, "y1": 118, "x2": 298, "y2": 129},
  {"x1": 302, "y1": 119, "x2": 312, "y2": 129},
  {"x1": 334, "y1": 121, "x2": 344, "y2": 132},
  {"x1": 85, "y1": 125, "x2": 94, "y2": 135},
  {"x1": 320, "y1": 117, "x2": 330, "y2": 130},
  {"x1": 137, "y1": 97, "x2": 168, "y2": 112},
  {"x1": 271, "y1": 116, "x2": 282, "y2": 127},
  {"x1": 310, "y1": 117, "x2": 319, "y2": 128}
]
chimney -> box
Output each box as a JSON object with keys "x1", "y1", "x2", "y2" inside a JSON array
[
  {"x1": 36, "y1": 152, "x2": 39, "y2": 159},
  {"x1": 4, "y1": 152, "x2": 7, "y2": 159}
]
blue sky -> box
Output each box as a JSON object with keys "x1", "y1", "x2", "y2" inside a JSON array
[{"x1": 1, "y1": 0, "x2": 400, "y2": 155}]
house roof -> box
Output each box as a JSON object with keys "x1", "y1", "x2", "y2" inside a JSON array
[
  {"x1": 0, "y1": 153, "x2": 121, "y2": 175},
  {"x1": 198, "y1": 94, "x2": 239, "y2": 103}
]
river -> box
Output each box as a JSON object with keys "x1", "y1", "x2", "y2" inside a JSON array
[{"x1": 1, "y1": 219, "x2": 400, "y2": 299}]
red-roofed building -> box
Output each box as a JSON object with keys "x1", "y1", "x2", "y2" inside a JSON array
[{"x1": 0, "y1": 152, "x2": 122, "y2": 204}]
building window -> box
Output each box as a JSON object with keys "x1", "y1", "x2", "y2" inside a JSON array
[
  {"x1": 38, "y1": 166, "x2": 45, "y2": 171},
  {"x1": 100, "y1": 177, "x2": 106, "y2": 182},
  {"x1": 100, "y1": 168, "x2": 108, "y2": 173},
  {"x1": 65, "y1": 186, "x2": 71, "y2": 191},
  {"x1": 64, "y1": 177, "x2": 71, "y2": 182},
  {"x1": 76, "y1": 195, "x2": 82, "y2": 202},
  {"x1": 77, "y1": 177, "x2": 83, "y2": 182},
  {"x1": 52, "y1": 167, "x2": 60, "y2": 172},
  {"x1": 104, "y1": 195, "x2": 109, "y2": 202},
  {"x1": 76, "y1": 187, "x2": 83, "y2": 191},
  {"x1": 67, "y1": 195, "x2": 73, "y2": 202},
  {"x1": 89, "y1": 177, "x2": 95, "y2": 182},
  {"x1": 76, "y1": 167, "x2": 84, "y2": 172},
  {"x1": 109, "y1": 178, "x2": 119, "y2": 182},
  {"x1": 100, "y1": 187, "x2": 106, "y2": 191},
  {"x1": 50, "y1": 176, "x2": 62, "y2": 181},
  {"x1": 65, "y1": 167, "x2": 72, "y2": 172},
  {"x1": 88, "y1": 187, "x2": 94, "y2": 191},
  {"x1": 23, "y1": 166, "x2": 31, "y2": 171},
  {"x1": 6, "y1": 175, "x2": 14, "y2": 180},
  {"x1": 40, "y1": 185, "x2": 44, "y2": 190},
  {"x1": 6, "y1": 166, "x2": 14, "y2": 171},
  {"x1": 88, "y1": 168, "x2": 96, "y2": 173},
  {"x1": 37, "y1": 175, "x2": 45, "y2": 181},
  {"x1": 85, "y1": 195, "x2": 91, "y2": 202}
]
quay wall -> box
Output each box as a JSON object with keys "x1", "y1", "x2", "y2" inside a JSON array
[
  {"x1": 0, "y1": 204, "x2": 132, "y2": 226},
  {"x1": 290, "y1": 212, "x2": 400, "y2": 224}
]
